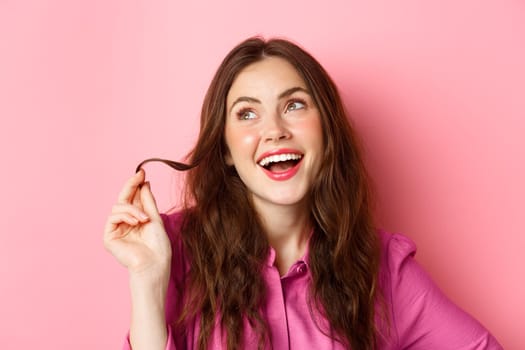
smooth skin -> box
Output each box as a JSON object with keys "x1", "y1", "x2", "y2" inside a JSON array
[{"x1": 104, "y1": 169, "x2": 171, "y2": 350}]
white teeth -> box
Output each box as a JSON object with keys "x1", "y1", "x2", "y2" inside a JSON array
[{"x1": 258, "y1": 153, "x2": 302, "y2": 167}]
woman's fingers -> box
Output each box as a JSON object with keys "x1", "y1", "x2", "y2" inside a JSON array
[
  {"x1": 104, "y1": 213, "x2": 140, "y2": 246},
  {"x1": 117, "y1": 169, "x2": 146, "y2": 204},
  {"x1": 105, "y1": 212, "x2": 138, "y2": 231},
  {"x1": 104, "y1": 203, "x2": 149, "y2": 238},
  {"x1": 104, "y1": 171, "x2": 170, "y2": 273},
  {"x1": 140, "y1": 182, "x2": 161, "y2": 221},
  {"x1": 132, "y1": 184, "x2": 143, "y2": 208},
  {"x1": 111, "y1": 203, "x2": 150, "y2": 222}
]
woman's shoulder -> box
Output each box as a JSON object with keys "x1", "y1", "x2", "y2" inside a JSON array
[
  {"x1": 375, "y1": 230, "x2": 503, "y2": 349},
  {"x1": 376, "y1": 229, "x2": 427, "y2": 308},
  {"x1": 377, "y1": 229, "x2": 417, "y2": 271},
  {"x1": 376, "y1": 229, "x2": 432, "y2": 298}
]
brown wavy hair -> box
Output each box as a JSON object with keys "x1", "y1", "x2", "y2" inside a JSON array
[{"x1": 171, "y1": 37, "x2": 381, "y2": 349}]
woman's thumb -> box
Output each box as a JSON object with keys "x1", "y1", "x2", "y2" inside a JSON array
[{"x1": 140, "y1": 182, "x2": 161, "y2": 220}]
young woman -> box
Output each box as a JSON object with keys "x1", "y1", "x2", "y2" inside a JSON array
[{"x1": 104, "y1": 37, "x2": 502, "y2": 350}]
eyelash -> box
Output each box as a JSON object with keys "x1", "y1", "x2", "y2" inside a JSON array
[
  {"x1": 285, "y1": 99, "x2": 306, "y2": 112},
  {"x1": 236, "y1": 108, "x2": 257, "y2": 120},
  {"x1": 235, "y1": 98, "x2": 308, "y2": 120}
]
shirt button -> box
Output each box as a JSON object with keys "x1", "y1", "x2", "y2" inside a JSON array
[{"x1": 296, "y1": 265, "x2": 306, "y2": 274}]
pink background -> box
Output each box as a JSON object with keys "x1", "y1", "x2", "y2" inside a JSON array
[{"x1": 1, "y1": 0, "x2": 523, "y2": 348}]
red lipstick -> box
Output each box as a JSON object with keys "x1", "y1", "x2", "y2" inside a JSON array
[
  {"x1": 257, "y1": 148, "x2": 303, "y2": 181},
  {"x1": 256, "y1": 148, "x2": 303, "y2": 163}
]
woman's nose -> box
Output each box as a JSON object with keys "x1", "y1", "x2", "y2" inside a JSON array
[{"x1": 263, "y1": 115, "x2": 291, "y2": 143}]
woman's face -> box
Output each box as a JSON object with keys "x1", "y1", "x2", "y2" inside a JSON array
[{"x1": 224, "y1": 57, "x2": 323, "y2": 215}]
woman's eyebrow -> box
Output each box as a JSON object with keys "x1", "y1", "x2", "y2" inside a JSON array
[
  {"x1": 278, "y1": 86, "x2": 310, "y2": 99},
  {"x1": 229, "y1": 96, "x2": 261, "y2": 114}
]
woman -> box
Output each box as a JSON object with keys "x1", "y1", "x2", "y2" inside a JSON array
[{"x1": 104, "y1": 37, "x2": 502, "y2": 350}]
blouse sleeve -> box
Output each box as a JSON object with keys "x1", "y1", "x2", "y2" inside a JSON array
[
  {"x1": 384, "y1": 233, "x2": 503, "y2": 350},
  {"x1": 121, "y1": 211, "x2": 189, "y2": 350}
]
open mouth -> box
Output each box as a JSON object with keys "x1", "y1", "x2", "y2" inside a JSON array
[{"x1": 258, "y1": 153, "x2": 303, "y2": 173}]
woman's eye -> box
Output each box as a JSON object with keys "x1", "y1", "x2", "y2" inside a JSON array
[
  {"x1": 237, "y1": 109, "x2": 257, "y2": 120},
  {"x1": 286, "y1": 100, "x2": 306, "y2": 112}
]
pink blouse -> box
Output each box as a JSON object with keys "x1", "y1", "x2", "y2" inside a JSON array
[{"x1": 123, "y1": 211, "x2": 502, "y2": 349}]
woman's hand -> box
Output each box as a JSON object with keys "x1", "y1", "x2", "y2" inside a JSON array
[
  {"x1": 104, "y1": 169, "x2": 172, "y2": 279},
  {"x1": 104, "y1": 169, "x2": 172, "y2": 349}
]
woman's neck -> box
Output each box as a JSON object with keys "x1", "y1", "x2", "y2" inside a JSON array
[{"x1": 255, "y1": 201, "x2": 311, "y2": 276}]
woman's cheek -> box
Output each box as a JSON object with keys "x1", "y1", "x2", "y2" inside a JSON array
[{"x1": 239, "y1": 132, "x2": 258, "y2": 147}]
